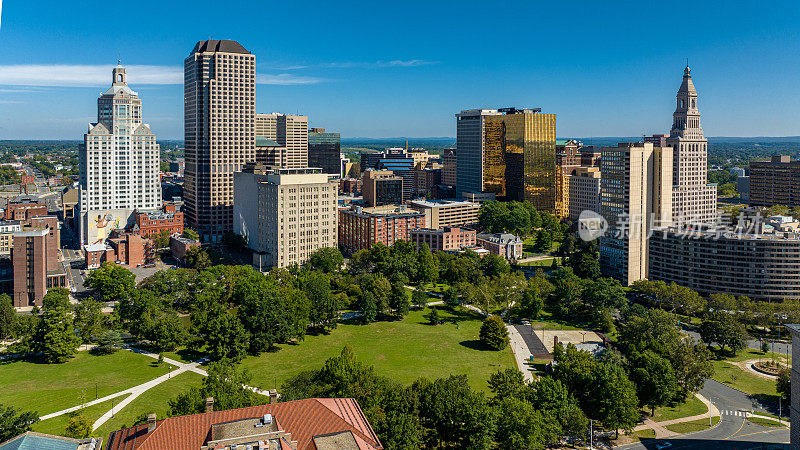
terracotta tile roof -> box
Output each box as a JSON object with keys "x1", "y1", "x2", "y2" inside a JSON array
[{"x1": 104, "y1": 398, "x2": 382, "y2": 450}]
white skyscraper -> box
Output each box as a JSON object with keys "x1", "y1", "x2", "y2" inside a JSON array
[
  {"x1": 79, "y1": 65, "x2": 161, "y2": 245},
  {"x1": 667, "y1": 66, "x2": 717, "y2": 225},
  {"x1": 255, "y1": 113, "x2": 308, "y2": 168}
]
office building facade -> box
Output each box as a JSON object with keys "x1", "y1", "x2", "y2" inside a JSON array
[
  {"x1": 456, "y1": 108, "x2": 559, "y2": 213},
  {"x1": 338, "y1": 205, "x2": 425, "y2": 254},
  {"x1": 362, "y1": 170, "x2": 403, "y2": 207},
  {"x1": 564, "y1": 167, "x2": 601, "y2": 220},
  {"x1": 184, "y1": 39, "x2": 256, "y2": 242},
  {"x1": 666, "y1": 66, "x2": 717, "y2": 225},
  {"x1": 749, "y1": 155, "x2": 800, "y2": 207},
  {"x1": 442, "y1": 149, "x2": 457, "y2": 187},
  {"x1": 79, "y1": 65, "x2": 161, "y2": 245},
  {"x1": 308, "y1": 128, "x2": 341, "y2": 175},
  {"x1": 234, "y1": 165, "x2": 337, "y2": 269},
  {"x1": 406, "y1": 199, "x2": 480, "y2": 229},
  {"x1": 409, "y1": 227, "x2": 477, "y2": 252},
  {"x1": 599, "y1": 142, "x2": 673, "y2": 285},
  {"x1": 255, "y1": 113, "x2": 309, "y2": 168}
]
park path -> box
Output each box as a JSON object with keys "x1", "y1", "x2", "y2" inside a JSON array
[
  {"x1": 39, "y1": 347, "x2": 275, "y2": 432},
  {"x1": 629, "y1": 392, "x2": 720, "y2": 439},
  {"x1": 506, "y1": 325, "x2": 535, "y2": 382}
]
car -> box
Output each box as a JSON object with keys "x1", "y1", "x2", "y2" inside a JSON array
[{"x1": 655, "y1": 442, "x2": 672, "y2": 450}]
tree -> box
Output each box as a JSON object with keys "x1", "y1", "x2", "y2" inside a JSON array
[
  {"x1": 761, "y1": 340, "x2": 770, "y2": 354},
  {"x1": 427, "y1": 307, "x2": 440, "y2": 325},
  {"x1": 495, "y1": 396, "x2": 560, "y2": 449},
  {"x1": 152, "y1": 229, "x2": 172, "y2": 249},
  {"x1": 480, "y1": 254, "x2": 510, "y2": 278},
  {"x1": 488, "y1": 368, "x2": 526, "y2": 400},
  {"x1": 479, "y1": 315, "x2": 509, "y2": 350},
  {"x1": 443, "y1": 287, "x2": 460, "y2": 307},
  {"x1": 307, "y1": 247, "x2": 344, "y2": 273},
  {"x1": 182, "y1": 228, "x2": 200, "y2": 241},
  {"x1": 668, "y1": 340, "x2": 715, "y2": 398},
  {"x1": 304, "y1": 271, "x2": 338, "y2": 331},
  {"x1": 43, "y1": 288, "x2": 71, "y2": 310},
  {"x1": 64, "y1": 414, "x2": 92, "y2": 438},
  {"x1": 205, "y1": 312, "x2": 248, "y2": 362},
  {"x1": 85, "y1": 262, "x2": 136, "y2": 303},
  {"x1": 777, "y1": 367, "x2": 790, "y2": 401},
  {"x1": 592, "y1": 362, "x2": 640, "y2": 437},
  {"x1": 519, "y1": 284, "x2": 544, "y2": 320},
  {"x1": 32, "y1": 307, "x2": 80, "y2": 363},
  {"x1": 699, "y1": 312, "x2": 748, "y2": 355},
  {"x1": 572, "y1": 251, "x2": 600, "y2": 279},
  {"x1": 146, "y1": 312, "x2": 187, "y2": 352},
  {"x1": 73, "y1": 299, "x2": 104, "y2": 343},
  {"x1": 238, "y1": 279, "x2": 310, "y2": 354},
  {"x1": 359, "y1": 291, "x2": 378, "y2": 323},
  {"x1": 412, "y1": 289, "x2": 428, "y2": 310},
  {"x1": 0, "y1": 404, "x2": 39, "y2": 441},
  {"x1": 201, "y1": 361, "x2": 261, "y2": 410},
  {"x1": 416, "y1": 375, "x2": 496, "y2": 449},
  {"x1": 0, "y1": 294, "x2": 16, "y2": 339},
  {"x1": 416, "y1": 243, "x2": 439, "y2": 283},
  {"x1": 388, "y1": 282, "x2": 410, "y2": 319},
  {"x1": 184, "y1": 246, "x2": 211, "y2": 269},
  {"x1": 630, "y1": 351, "x2": 679, "y2": 414},
  {"x1": 534, "y1": 229, "x2": 553, "y2": 253},
  {"x1": 582, "y1": 277, "x2": 627, "y2": 310}
]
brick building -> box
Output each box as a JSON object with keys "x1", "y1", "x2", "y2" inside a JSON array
[
  {"x1": 476, "y1": 232, "x2": 524, "y2": 261},
  {"x1": 409, "y1": 227, "x2": 476, "y2": 252},
  {"x1": 338, "y1": 205, "x2": 425, "y2": 254},
  {"x1": 84, "y1": 230, "x2": 150, "y2": 269},
  {"x1": 135, "y1": 204, "x2": 184, "y2": 238},
  {"x1": 362, "y1": 170, "x2": 403, "y2": 207},
  {"x1": 4, "y1": 197, "x2": 48, "y2": 221},
  {"x1": 749, "y1": 155, "x2": 800, "y2": 208},
  {"x1": 12, "y1": 220, "x2": 66, "y2": 307}
]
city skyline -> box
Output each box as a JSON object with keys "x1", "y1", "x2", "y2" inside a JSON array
[{"x1": 0, "y1": 1, "x2": 799, "y2": 140}]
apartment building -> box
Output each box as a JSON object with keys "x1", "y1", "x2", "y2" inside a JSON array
[
  {"x1": 0, "y1": 220, "x2": 22, "y2": 255},
  {"x1": 12, "y1": 219, "x2": 67, "y2": 307},
  {"x1": 599, "y1": 142, "x2": 673, "y2": 285},
  {"x1": 256, "y1": 113, "x2": 308, "y2": 168},
  {"x1": 409, "y1": 227, "x2": 476, "y2": 252},
  {"x1": 564, "y1": 167, "x2": 601, "y2": 220},
  {"x1": 338, "y1": 205, "x2": 425, "y2": 254},
  {"x1": 749, "y1": 155, "x2": 800, "y2": 207},
  {"x1": 406, "y1": 199, "x2": 480, "y2": 229},
  {"x1": 362, "y1": 170, "x2": 403, "y2": 207},
  {"x1": 234, "y1": 164, "x2": 337, "y2": 269}
]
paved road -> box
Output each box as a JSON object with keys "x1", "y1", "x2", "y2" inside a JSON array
[
  {"x1": 683, "y1": 329, "x2": 791, "y2": 360},
  {"x1": 618, "y1": 379, "x2": 789, "y2": 449}
]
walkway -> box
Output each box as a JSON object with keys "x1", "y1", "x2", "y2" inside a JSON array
[
  {"x1": 629, "y1": 392, "x2": 720, "y2": 439},
  {"x1": 506, "y1": 325, "x2": 535, "y2": 382},
  {"x1": 39, "y1": 347, "x2": 275, "y2": 432}
]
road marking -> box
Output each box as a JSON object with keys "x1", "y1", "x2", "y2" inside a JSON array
[
  {"x1": 733, "y1": 428, "x2": 789, "y2": 438},
  {"x1": 723, "y1": 417, "x2": 746, "y2": 440}
]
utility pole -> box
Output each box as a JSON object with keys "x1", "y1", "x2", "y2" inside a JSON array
[{"x1": 589, "y1": 419, "x2": 593, "y2": 449}]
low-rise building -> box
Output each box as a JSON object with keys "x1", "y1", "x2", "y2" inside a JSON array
[
  {"x1": 476, "y1": 232, "x2": 523, "y2": 260},
  {"x1": 135, "y1": 204, "x2": 184, "y2": 238},
  {"x1": 409, "y1": 227, "x2": 476, "y2": 252},
  {"x1": 170, "y1": 234, "x2": 200, "y2": 263},
  {"x1": 0, "y1": 431, "x2": 101, "y2": 450},
  {"x1": 234, "y1": 164, "x2": 338, "y2": 269},
  {"x1": 339, "y1": 177, "x2": 361, "y2": 195},
  {"x1": 4, "y1": 197, "x2": 47, "y2": 221},
  {"x1": 338, "y1": 205, "x2": 425, "y2": 254},
  {"x1": 406, "y1": 199, "x2": 480, "y2": 229},
  {"x1": 105, "y1": 398, "x2": 382, "y2": 450}
]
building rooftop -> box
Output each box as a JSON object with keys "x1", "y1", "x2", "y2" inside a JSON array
[
  {"x1": 0, "y1": 431, "x2": 100, "y2": 450},
  {"x1": 408, "y1": 199, "x2": 479, "y2": 208},
  {"x1": 191, "y1": 39, "x2": 250, "y2": 55},
  {"x1": 476, "y1": 232, "x2": 523, "y2": 244},
  {"x1": 653, "y1": 226, "x2": 800, "y2": 241},
  {"x1": 786, "y1": 324, "x2": 800, "y2": 335}
]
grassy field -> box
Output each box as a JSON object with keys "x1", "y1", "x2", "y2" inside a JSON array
[
  {"x1": 0, "y1": 351, "x2": 167, "y2": 416},
  {"x1": 94, "y1": 371, "x2": 206, "y2": 437},
  {"x1": 240, "y1": 307, "x2": 516, "y2": 393},
  {"x1": 747, "y1": 416, "x2": 786, "y2": 428},
  {"x1": 711, "y1": 361, "x2": 778, "y2": 399},
  {"x1": 634, "y1": 429, "x2": 656, "y2": 440},
  {"x1": 652, "y1": 395, "x2": 707, "y2": 422},
  {"x1": 419, "y1": 282, "x2": 450, "y2": 294},
  {"x1": 31, "y1": 396, "x2": 126, "y2": 436},
  {"x1": 665, "y1": 416, "x2": 720, "y2": 434},
  {"x1": 516, "y1": 257, "x2": 564, "y2": 267},
  {"x1": 530, "y1": 310, "x2": 585, "y2": 331}
]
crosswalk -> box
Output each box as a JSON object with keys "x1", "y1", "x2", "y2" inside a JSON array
[{"x1": 720, "y1": 410, "x2": 749, "y2": 417}]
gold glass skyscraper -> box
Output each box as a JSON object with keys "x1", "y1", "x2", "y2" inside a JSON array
[{"x1": 479, "y1": 108, "x2": 558, "y2": 212}]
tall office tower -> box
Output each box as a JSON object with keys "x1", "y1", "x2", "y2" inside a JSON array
[
  {"x1": 308, "y1": 128, "x2": 342, "y2": 174},
  {"x1": 442, "y1": 149, "x2": 457, "y2": 187},
  {"x1": 667, "y1": 66, "x2": 717, "y2": 226},
  {"x1": 362, "y1": 169, "x2": 403, "y2": 207},
  {"x1": 79, "y1": 65, "x2": 161, "y2": 245},
  {"x1": 599, "y1": 142, "x2": 673, "y2": 285},
  {"x1": 234, "y1": 164, "x2": 337, "y2": 269},
  {"x1": 455, "y1": 108, "x2": 559, "y2": 213},
  {"x1": 749, "y1": 155, "x2": 800, "y2": 207},
  {"x1": 184, "y1": 39, "x2": 256, "y2": 242},
  {"x1": 255, "y1": 113, "x2": 308, "y2": 168}
]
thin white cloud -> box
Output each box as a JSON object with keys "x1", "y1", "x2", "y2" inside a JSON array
[
  {"x1": 0, "y1": 100, "x2": 23, "y2": 104},
  {"x1": 0, "y1": 64, "x2": 326, "y2": 87},
  {"x1": 256, "y1": 74, "x2": 327, "y2": 85},
  {"x1": 323, "y1": 59, "x2": 438, "y2": 69}
]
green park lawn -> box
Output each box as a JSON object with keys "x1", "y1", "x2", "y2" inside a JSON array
[
  {"x1": 95, "y1": 371, "x2": 206, "y2": 437},
  {"x1": 240, "y1": 307, "x2": 516, "y2": 393},
  {"x1": 31, "y1": 396, "x2": 126, "y2": 437},
  {"x1": 664, "y1": 416, "x2": 720, "y2": 434},
  {"x1": 747, "y1": 416, "x2": 786, "y2": 428},
  {"x1": 651, "y1": 394, "x2": 707, "y2": 422},
  {"x1": 0, "y1": 350, "x2": 167, "y2": 416},
  {"x1": 710, "y1": 361, "x2": 778, "y2": 399},
  {"x1": 419, "y1": 282, "x2": 450, "y2": 294}
]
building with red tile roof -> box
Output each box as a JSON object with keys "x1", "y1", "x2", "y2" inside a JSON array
[{"x1": 104, "y1": 397, "x2": 382, "y2": 450}]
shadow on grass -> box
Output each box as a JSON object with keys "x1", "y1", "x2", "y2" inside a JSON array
[{"x1": 459, "y1": 339, "x2": 496, "y2": 351}]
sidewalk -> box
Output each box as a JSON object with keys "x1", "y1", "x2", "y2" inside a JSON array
[
  {"x1": 506, "y1": 325, "x2": 535, "y2": 382},
  {"x1": 630, "y1": 392, "x2": 720, "y2": 439}
]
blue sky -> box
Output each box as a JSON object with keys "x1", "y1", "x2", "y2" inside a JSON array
[{"x1": 0, "y1": 0, "x2": 798, "y2": 140}]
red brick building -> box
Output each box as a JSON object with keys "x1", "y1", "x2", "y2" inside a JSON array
[
  {"x1": 339, "y1": 177, "x2": 361, "y2": 195},
  {"x1": 19, "y1": 175, "x2": 35, "y2": 185},
  {"x1": 338, "y1": 205, "x2": 425, "y2": 254},
  {"x1": 135, "y1": 204, "x2": 184, "y2": 238},
  {"x1": 409, "y1": 227, "x2": 477, "y2": 252},
  {"x1": 85, "y1": 230, "x2": 151, "y2": 269},
  {"x1": 105, "y1": 398, "x2": 382, "y2": 450},
  {"x1": 4, "y1": 198, "x2": 48, "y2": 221},
  {"x1": 170, "y1": 234, "x2": 200, "y2": 263},
  {"x1": 12, "y1": 218, "x2": 66, "y2": 307}
]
